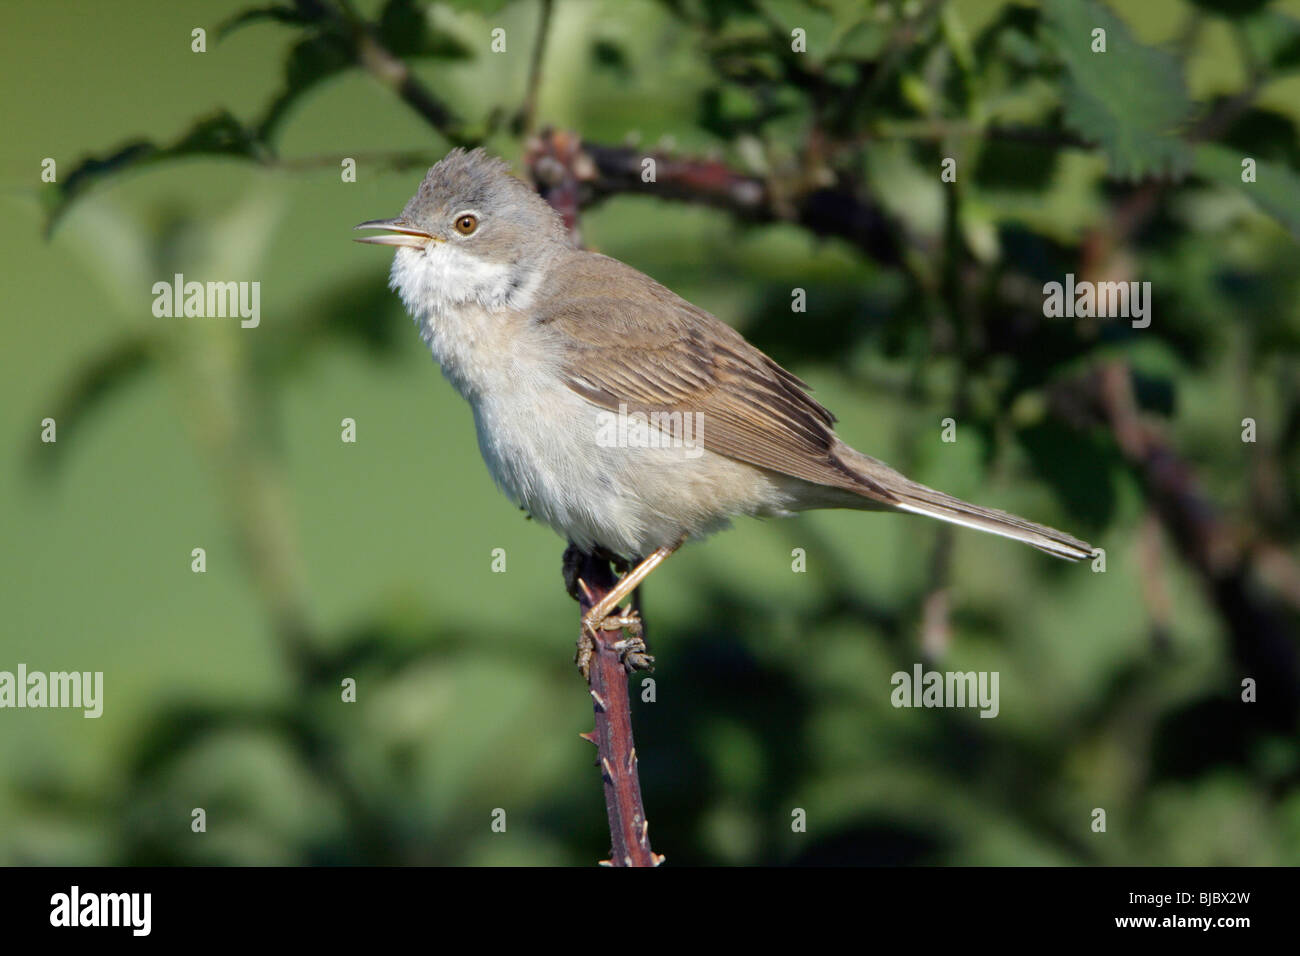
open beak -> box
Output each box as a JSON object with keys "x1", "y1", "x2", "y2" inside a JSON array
[{"x1": 353, "y1": 218, "x2": 440, "y2": 248}]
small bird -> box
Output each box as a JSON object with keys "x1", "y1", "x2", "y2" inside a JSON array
[{"x1": 357, "y1": 148, "x2": 1092, "y2": 668}]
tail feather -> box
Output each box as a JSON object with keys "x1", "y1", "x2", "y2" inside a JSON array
[
  {"x1": 890, "y1": 485, "x2": 1094, "y2": 560},
  {"x1": 837, "y1": 447, "x2": 1094, "y2": 561}
]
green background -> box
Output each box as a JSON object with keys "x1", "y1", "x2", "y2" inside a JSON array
[{"x1": 1, "y1": 0, "x2": 1298, "y2": 865}]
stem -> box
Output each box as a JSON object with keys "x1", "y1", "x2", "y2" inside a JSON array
[
  {"x1": 524, "y1": 131, "x2": 900, "y2": 263},
  {"x1": 514, "y1": 0, "x2": 554, "y2": 138},
  {"x1": 568, "y1": 547, "x2": 661, "y2": 867},
  {"x1": 333, "y1": 0, "x2": 475, "y2": 146},
  {"x1": 1050, "y1": 362, "x2": 1300, "y2": 724}
]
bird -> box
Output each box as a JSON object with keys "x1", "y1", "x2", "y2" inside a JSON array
[{"x1": 356, "y1": 148, "x2": 1093, "y2": 672}]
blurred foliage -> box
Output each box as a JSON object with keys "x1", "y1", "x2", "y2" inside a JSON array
[{"x1": 3, "y1": 0, "x2": 1299, "y2": 866}]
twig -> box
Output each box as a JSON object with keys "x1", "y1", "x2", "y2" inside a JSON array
[
  {"x1": 524, "y1": 128, "x2": 590, "y2": 246},
  {"x1": 523, "y1": 129, "x2": 900, "y2": 263},
  {"x1": 861, "y1": 0, "x2": 946, "y2": 105},
  {"x1": 871, "y1": 120, "x2": 1088, "y2": 148},
  {"x1": 565, "y1": 547, "x2": 661, "y2": 867},
  {"x1": 354, "y1": 34, "x2": 469, "y2": 142},
  {"x1": 1049, "y1": 363, "x2": 1300, "y2": 724},
  {"x1": 334, "y1": 0, "x2": 475, "y2": 145},
  {"x1": 514, "y1": 0, "x2": 554, "y2": 138},
  {"x1": 270, "y1": 149, "x2": 441, "y2": 171}
]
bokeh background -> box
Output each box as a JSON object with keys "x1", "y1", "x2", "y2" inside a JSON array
[{"x1": 2, "y1": 0, "x2": 1299, "y2": 865}]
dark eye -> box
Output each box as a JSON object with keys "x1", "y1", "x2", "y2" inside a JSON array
[{"x1": 454, "y1": 214, "x2": 478, "y2": 236}]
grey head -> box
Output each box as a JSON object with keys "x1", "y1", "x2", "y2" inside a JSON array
[{"x1": 354, "y1": 147, "x2": 568, "y2": 267}]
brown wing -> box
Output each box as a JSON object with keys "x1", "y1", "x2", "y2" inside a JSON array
[{"x1": 534, "y1": 252, "x2": 897, "y2": 501}]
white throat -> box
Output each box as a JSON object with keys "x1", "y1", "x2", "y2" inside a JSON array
[
  {"x1": 389, "y1": 242, "x2": 541, "y2": 319},
  {"x1": 387, "y1": 243, "x2": 547, "y2": 401}
]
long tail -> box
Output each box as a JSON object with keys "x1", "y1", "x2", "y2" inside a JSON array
[{"x1": 836, "y1": 445, "x2": 1094, "y2": 561}]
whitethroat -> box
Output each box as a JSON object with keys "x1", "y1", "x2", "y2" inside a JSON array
[{"x1": 356, "y1": 148, "x2": 1092, "y2": 671}]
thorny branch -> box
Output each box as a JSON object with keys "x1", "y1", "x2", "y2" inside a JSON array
[
  {"x1": 564, "y1": 546, "x2": 661, "y2": 867},
  {"x1": 514, "y1": 0, "x2": 555, "y2": 138},
  {"x1": 525, "y1": 129, "x2": 901, "y2": 264}
]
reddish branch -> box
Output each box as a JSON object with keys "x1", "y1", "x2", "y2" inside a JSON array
[
  {"x1": 524, "y1": 128, "x2": 591, "y2": 244},
  {"x1": 566, "y1": 547, "x2": 661, "y2": 867},
  {"x1": 525, "y1": 129, "x2": 900, "y2": 264}
]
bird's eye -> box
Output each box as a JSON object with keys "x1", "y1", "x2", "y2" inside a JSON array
[{"x1": 454, "y1": 214, "x2": 478, "y2": 236}]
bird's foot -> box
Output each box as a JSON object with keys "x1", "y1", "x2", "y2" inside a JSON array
[
  {"x1": 612, "y1": 633, "x2": 655, "y2": 673},
  {"x1": 576, "y1": 606, "x2": 653, "y2": 677},
  {"x1": 575, "y1": 629, "x2": 595, "y2": 680}
]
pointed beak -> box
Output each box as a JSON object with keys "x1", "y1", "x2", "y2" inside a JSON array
[{"x1": 353, "y1": 218, "x2": 440, "y2": 248}]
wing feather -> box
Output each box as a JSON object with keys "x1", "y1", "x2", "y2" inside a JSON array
[{"x1": 534, "y1": 252, "x2": 895, "y2": 501}]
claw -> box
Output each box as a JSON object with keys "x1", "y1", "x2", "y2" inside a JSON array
[
  {"x1": 575, "y1": 629, "x2": 596, "y2": 680},
  {"x1": 586, "y1": 605, "x2": 642, "y2": 635},
  {"x1": 612, "y1": 635, "x2": 655, "y2": 673},
  {"x1": 577, "y1": 606, "x2": 650, "y2": 676}
]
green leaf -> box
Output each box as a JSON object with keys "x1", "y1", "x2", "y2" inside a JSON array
[
  {"x1": 1041, "y1": 0, "x2": 1193, "y2": 179},
  {"x1": 378, "y1": 0, "x2": 473, "y2": 59},
  {"x1": 975, "y1": 5, "x2": 1044, "y2": 73},
  {"x1": 1195, "y1": 142, "x2": 1300, "y2": 238},
  {"x1": 29, "y1": 335, "x2": 157, "y2": 477},
  {"x1": 257, "y1": 0, "x2": 471, "y2": 141},
  {"x1": 1221, "y1": 108, "x2": 1300, "y2": 167},
  {"x1": 217, "y1": 4, "x2": 317, "y2": 40},
  {"x1": 831, "y1": 18, "x2": 887, "y2": 61},
  {"x1": 44, "y1": 111, "x2": 266, "y2": 236},
  {"x1": 257, "y1": 31, "x2": 357, "y2": 140},
  {"x1": 46, "y1": 1, "x2": 474, "y2": 232},
  {"x1": 1240, "y1": 10, "x2": 1300, "y2": 72}
]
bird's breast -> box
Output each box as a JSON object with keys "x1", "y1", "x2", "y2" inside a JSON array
[{"x1": 389, "y1": 245, "x2": 546, "y2": 401}]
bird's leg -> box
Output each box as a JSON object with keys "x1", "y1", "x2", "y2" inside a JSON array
[
  {"x1": 567, "y1": 544, "x2": 606, "y2": 676},
  {"x1": 562, "y1": 542, "x2": 586, "y2": 601},
  {"x1": 579, "y1": 603, "x2": 647, "y2": 676},
  {"x1": 579, "y1": 542, "x2": 679, "y2": 671},
  {"x1": 617, "y1": 583, "x2": 651, "y2": 672},
  {"x1": 582, "y1": 544, "x2": 675, "y2": 633}
]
